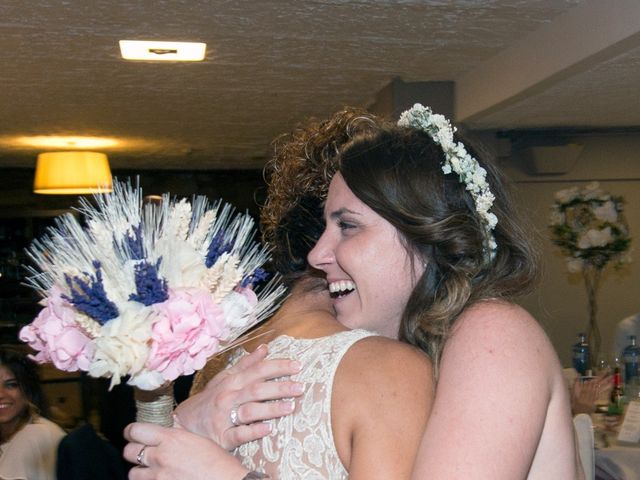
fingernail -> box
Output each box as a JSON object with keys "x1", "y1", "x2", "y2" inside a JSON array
[
  {"x1": 290, "y1": 361, "x2": 302, "y2": 371},
  {"x1": 292, "y1": 382, "x2": 305, "y2": 394},
  {"x1": 285, "y1": 400, "x2": 296, "y2": 412}
]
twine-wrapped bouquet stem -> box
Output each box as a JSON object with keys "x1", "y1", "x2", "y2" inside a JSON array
[{"x1": 134, "y1": 383, "x2": 175, "y2": 427}]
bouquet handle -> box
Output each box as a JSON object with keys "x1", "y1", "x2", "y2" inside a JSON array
[{"x1": 134, "y1": 383, "x2": 175, "y2": 427}]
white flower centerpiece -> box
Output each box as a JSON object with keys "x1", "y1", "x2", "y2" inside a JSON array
[
  {"x1": 20, "y1": 180, "x2": 285, "y2": 426},
  {"x1": 550, "y1": 181, "x2": 632, "y2": 364}
]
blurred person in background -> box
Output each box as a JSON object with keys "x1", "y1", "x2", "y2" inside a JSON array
[
  {"x1": 614, "y1": 311, "x2": 640, "y2": 356},
  {"x1": 0, "y1": 347, "x2": 65, "y2": 480}
]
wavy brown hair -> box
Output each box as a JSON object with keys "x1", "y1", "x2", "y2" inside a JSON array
[
  {"x1": 338, "y1": 125, "x2": 540, "y2": 374},
  {"x1": 260, "y1": 107, "x2": 382, "y2": 283}
]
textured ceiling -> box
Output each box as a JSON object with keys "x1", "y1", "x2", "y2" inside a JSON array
[
  {"x1": 3, "y1": 0, "x2": 639, "y2": 170},
  {"x1": 466, "y1": 42, "x2": 640, "y2": 129}
]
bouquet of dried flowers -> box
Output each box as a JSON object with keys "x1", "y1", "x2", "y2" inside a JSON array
[{"x1": 20, "y1": 181, "x2": 284, "y2": 424}]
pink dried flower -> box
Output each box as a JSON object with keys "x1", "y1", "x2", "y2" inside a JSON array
[
  {"x1": 146, "y1": 288, "x2": 228, "y2": 381},
  {"x1": 19, "y1": 286, "x2": 94, "y2": 372}
]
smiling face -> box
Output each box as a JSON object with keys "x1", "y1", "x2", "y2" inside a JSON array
[
  {"x1": 308, "y1": 173, "x2": 424, "y2": 339},
  {"x1": 0, "y1": 365, "x2": 28, "y2": 440}
]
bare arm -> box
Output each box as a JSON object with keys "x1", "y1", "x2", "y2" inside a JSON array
[
  {"x1": 175, "y1": 344, "x2": 304, "y2": 449},
  {"x1": 412, "y1": 302, "x2": 562, "y2": 479},
  {"x1": 334, "y1": 337, "x2": 434, "y2": 480}
]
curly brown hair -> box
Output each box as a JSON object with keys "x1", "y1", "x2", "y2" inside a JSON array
[{"x1": 260, "y1": 107, "x2": 382, "y2": 283}]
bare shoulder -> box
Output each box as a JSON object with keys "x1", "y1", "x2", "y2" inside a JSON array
[
  {"x1": 414, "y1": 301, "x2": 569, "y2": 479},
  {"x1": 343, "y1": 335, "x2": 433, "y2": 386},
  {"x1": 456, "y1": 300, "x2": 541, "y2": 333},
  {"x1": 451, "y1": 300, "x2": 554, "y2": 356},
  {"x1": 332, "y1": 335, "x2": 434, "y2": 476},
  {"x1": 442, "y1": 300, "x2": 560, "y2": 387},
  {"x1": 335, "y1": 335, "x2": 434, "y2": 420}
]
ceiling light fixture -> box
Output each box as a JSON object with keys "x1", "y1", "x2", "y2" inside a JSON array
[
  {"x1": 33, "y1": 151, "x2": 113, "y2": 195},
  {"x1": 119, "y1": 40, "x2": 206, "y2": 61},
  {"x1": 17, "y1": 135, "x2": 120, "y2": 149}
]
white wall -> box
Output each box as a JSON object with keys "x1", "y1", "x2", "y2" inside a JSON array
[{"x1": 499, "y1": 135, "x2": 640, "y2": 366}]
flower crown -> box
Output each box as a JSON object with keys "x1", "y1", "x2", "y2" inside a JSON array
[{"x1": 398, "y1": 103, "x2": 498, "y2": 258}]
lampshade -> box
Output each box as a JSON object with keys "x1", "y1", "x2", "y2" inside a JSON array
[{"x1": 34, "y1": 151, "x2": 113, "y2": 194}]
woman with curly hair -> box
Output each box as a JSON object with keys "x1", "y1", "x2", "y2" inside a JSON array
[
  {"x1": 123, "y1": 108, "x2": 434, "y2": 480},
  {"x1": 0, "y1": 347, "x2": 66, "y2": 480}
]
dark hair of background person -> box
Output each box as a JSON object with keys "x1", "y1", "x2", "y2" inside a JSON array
[
  {"x1": 260, "y1": 107, "x2": 382, "y2": 285},
  {"x1": 337, "y1": 125, "x2": 540, "y2": 373},
  {"x1": 0, "y1": 346, "x2": 50, "y2": 421}
]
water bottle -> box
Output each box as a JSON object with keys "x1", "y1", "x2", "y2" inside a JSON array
[
  {"x1": 623, "y1": 335, "x2": 640, "y2": 400},
  {"x1": 572, "y1": 333, "x2": 590, "y2": 376}
]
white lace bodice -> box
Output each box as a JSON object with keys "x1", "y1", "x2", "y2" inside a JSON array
[{"x1": 232, "y1": 329, "x2": 376, "y2": 479}]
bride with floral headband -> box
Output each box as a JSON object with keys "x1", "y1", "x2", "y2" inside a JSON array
[{"x1": 125, "y1": 105, "x2": 581, "y2": 479}]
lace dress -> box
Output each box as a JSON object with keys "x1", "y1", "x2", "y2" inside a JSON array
[{"x1": 233, "y1": 329, "x2": 376, "y2": 479}]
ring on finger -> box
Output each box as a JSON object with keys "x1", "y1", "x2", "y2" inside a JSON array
[
  {"x1": 136, "y1": 445, "x2": 149, "y2": 467},
  {"x1": 230, "y1": 406, "x2": 241, "y2": 427}
]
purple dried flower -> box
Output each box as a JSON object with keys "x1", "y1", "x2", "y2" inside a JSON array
[
  {"x1": 241, "y1": 268, "x2": 269, "y2": 288},
  {"x1": 63, "y1": 261, "x2": 119, "y2": 324},
  {"x1": 129, "y1": 258, "x2": 169, "y2": 306},
  {"x1": 205, "y1": 231, "x2": 232, "y2": 268}
]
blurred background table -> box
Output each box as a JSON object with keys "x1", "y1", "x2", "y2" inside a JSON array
[{"x1": 593, "y1": 411, "x2": 640, "y2": 480}]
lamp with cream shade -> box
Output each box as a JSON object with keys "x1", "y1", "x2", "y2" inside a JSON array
[{"x1": 33, "y1": 151, "x2": 113, "y2": 194}]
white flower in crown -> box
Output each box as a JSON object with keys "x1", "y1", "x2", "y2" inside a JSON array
[{"x1": 398, "y1": 103, "x2": 497, "y2": 259}]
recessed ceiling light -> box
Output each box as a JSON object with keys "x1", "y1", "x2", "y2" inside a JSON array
[{"x1": 119, "y1": 40, "x2": 206, "y2": 61}]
